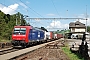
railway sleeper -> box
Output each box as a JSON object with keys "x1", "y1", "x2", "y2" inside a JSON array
[
  {"x1": 45, "y1": 44, "x2": 60, "y2": 49},
  {"x1": 1, "y1": 43, "x2": 5, "y2": 48},
  {"x1": 0, "y1": 42, "x2": 12, "y2": 49}
]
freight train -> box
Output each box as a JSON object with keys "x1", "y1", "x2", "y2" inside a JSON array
[{"x1": 11, "y1": 26, "x2": 63, "y2": 47}]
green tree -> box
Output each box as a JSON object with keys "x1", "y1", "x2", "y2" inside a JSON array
[
  {"x1": 41, "y1": 27, "x2": 48, "y2": 32},
  {"x1": 87, "y1": 26, "x2": 90, "y2": 32},
  {"x1": 0, "y1": 11, "x2": 27, "y2": 40}
]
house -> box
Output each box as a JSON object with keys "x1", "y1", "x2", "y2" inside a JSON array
[{"x1": 69, "y1": 21, "x2": 86, "y2": 39}]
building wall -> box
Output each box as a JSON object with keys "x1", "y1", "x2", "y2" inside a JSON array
[
  {"x1": 75, "y1": 28, "x2": 85, "y2": 32},
  {"x1": 70, "y1": 28, "x2": 85, "y2": 32},
  {"x1": 70, "y1": 28, "x2": 75, "y2": 32}
]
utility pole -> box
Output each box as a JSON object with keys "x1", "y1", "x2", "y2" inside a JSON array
[
  {"x1": 16, "y1": 15, "x2": 17, "y2": 25},
  {"x1": 86, "y1": 5, "x2": 88, "y2": 33},
  {"x1": 67, "y1": 10, "x2": 68, "y2": 17},
  {"x1": 20, "y1": 15, "x2": 21, "y2": 25}
]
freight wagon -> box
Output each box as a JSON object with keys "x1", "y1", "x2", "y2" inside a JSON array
[{"x1": 54, "y1": 34, "x2": 63, "y2": 39}]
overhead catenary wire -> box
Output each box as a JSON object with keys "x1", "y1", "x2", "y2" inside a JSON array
[
  {"x1": 26, "y1": 18, "x2": 85, "y2": 20},
  {"x1": 0, "y1": 3, "x2": 19, "y2": 13},
  {"x1": 18, "y1": 0, "x2": 47, "y2": 27},
  {"x1": 51, "y1": 0, "x2": 61, "y2": 28},
  {"x1": 85, "y1": 5, "x2": 88, "y2": 32},
  {"x1": 1, "y1": 0, "x2": 86, "y2": 31},
  {"x1": 51, "y1": 0, "x2": 60, "y2": 17},
  {"x1": 13, "y1": 0, "x2": 45, "y2": 25},
  {"x1": 0, "y1": 2, "x2": 22, "y2": 25},
  {"x1": 13, "y1": 0, "x2": 46, "y2": 26},
  {"x1": 19, "y1": 0, "x2": 44, "y2": 18},
  {"x1": 13, "y1": 0, "x2": 36, "y2": 17},
  {"x1": 1, "y1": 0, "x2": 44, "y2": 18}
]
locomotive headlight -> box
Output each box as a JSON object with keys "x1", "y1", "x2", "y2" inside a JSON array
[{"x1": 13, "y1": 35, "x2": 16, "y2": 36}]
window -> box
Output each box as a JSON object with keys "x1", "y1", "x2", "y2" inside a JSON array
[
  {"x1": 13, "y1": 28, "x2": 26, "y2": 35},
  {"x1": 75, "y1": 24, "x2": 79, "y2": 27}
]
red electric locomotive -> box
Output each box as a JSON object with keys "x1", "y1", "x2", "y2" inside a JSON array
[{"x1": 11, "y1": 26, "x2": 45, "y2": 47}]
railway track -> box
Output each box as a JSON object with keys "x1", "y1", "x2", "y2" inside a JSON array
[
  {"x1": 0, "y1": 42, "x2": 12, "y2": 49},
  {"x1": 0, "y1": 47, "x2": 21, "y2": 55},
  {"x1": 11, "y1": 39, "x2": 66, "y2": 60},
  {"x1": 0, "y1": 39, "x2": 56, "y2": 56},
  {"x1": 0, "y1": 39, "x2": 61, "y2": 60}
]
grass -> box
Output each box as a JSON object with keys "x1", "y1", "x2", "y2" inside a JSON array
[{"x1": 62, "y1": 46, "x2": 84, "y2": 60}]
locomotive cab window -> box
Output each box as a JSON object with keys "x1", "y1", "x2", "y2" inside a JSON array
[{"x1": 13, "y1": 28, "x2": 26, "y2": 35}]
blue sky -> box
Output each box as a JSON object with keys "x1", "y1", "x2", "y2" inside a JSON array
[{"x1": 0, "y1": 0, "x2": 90, "y2": 31}]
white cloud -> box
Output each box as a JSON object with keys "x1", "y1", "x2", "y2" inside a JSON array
[
  {"x1": 79, "y1": 18, "x2": 90, "y2": 26},
  {"x1": 0, "y1": 4, "x2": 4, "y2": 8},
  {"x1": 75, "y1": 14, "x2": 90, "y2": 26},
  {"x1": 47, "y1": 21, "x2": 69, "y2": 31},
  {"x1": 0, "y1": 4, "x2": 19, "y2": 15},
  {"x1": 19, "y1": 2, "x2": 28, "y2": 8},
  {"x1": 46, "y1": 14, "x2": 90, "y2": 31}
]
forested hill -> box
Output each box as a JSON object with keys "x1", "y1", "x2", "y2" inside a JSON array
[{"x1": 0, "y1": 10, "x2": 27, "y2": 40}]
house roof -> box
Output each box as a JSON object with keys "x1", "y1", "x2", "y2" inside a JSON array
[{"x1": 69, "y1": 21, "x2": 86, "y2": 28}]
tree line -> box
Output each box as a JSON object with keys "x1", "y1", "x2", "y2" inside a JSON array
[{"x1": 0, "y1": 10, "x2": 27, "y2": 40}]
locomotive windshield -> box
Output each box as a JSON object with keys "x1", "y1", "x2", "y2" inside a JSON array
[{"x1": 13, "y1": 28, "x2": 26, "y2": 35}]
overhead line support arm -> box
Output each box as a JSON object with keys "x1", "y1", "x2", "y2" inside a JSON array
[{"x1": 26, "y1": 18, "x2": 86, "y2": 20}]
